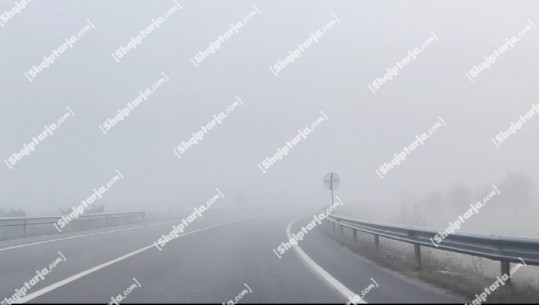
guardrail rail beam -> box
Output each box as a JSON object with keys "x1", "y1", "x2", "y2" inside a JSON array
[{"x1": 325, "y1": 213, "x2": 539, "y2": 279}]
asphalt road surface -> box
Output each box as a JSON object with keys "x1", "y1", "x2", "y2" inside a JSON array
[{"x1": 0, "y1": 213, "x2": 466, "y2": 303}]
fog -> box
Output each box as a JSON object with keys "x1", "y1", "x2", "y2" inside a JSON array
[{"x1": 1, "y1": 0, "x2": 538, "y2": 237}]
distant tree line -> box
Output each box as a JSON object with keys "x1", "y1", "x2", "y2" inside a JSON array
[
  {"x1": 0, "y1": 207, "x2": 27, "y2": 217},
  {"x1": 59, "y1": 204, "x2": 105, "y2": 215},
  {"x1": 0, "y1": 203, "x2": 106, "y2": 218},
  {"x1": 399, "y1": 171, "x2": 536, "y2": 226}
]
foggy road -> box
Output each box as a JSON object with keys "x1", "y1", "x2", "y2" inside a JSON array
[
  {"x1": 2, "y1": 0, "x2": 539, "y2": 303},
  {"x1": 0, "y1": 213, "x2": 464, "y2": 303}
]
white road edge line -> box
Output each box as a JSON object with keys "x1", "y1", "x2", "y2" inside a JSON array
[
  {"x1": 0, "y1": 221, "x2": 175, "y2": 252},
  {"x1": 17, "y1": 218, "x2": 252, "y2": 303},
  {"x1": 287, "y1": 217, "x2": 366, "y2": 304}
]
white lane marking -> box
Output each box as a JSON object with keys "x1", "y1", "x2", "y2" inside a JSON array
[
  {"x1": 286, "y1": 217, "x2": 366, "y2": 304},
  {"x1": 17, "y1": 218, "x2": 252, "y2": 303},
  {"x1": 0, "y1": 221, "x2": 174, "y2": 252}
]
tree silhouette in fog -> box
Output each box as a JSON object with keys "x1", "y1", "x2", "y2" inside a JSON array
[
  {"x1": 0, "y1": 207, "x2": 27, "y2": 217},
  {"x1": 493, "y1": 171, "x2": 535, "y2": 209},
  {"x1": 58, "y1": 204, "x2": 105, "y2": 215},
  {"x1": 447, "y1": 181, "x2": 473, "y2": 212}
]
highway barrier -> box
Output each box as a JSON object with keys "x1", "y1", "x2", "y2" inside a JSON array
[
  {"x1": 0, "y1": 211, "x2": 145, "y2": 239},
  {"x1": 325, "y1": 214, "x2": 539, "y2": 283}
]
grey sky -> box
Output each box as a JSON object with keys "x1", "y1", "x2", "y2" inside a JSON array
[{"x1": 1, "y1": 0, "x2": 538, "y2": 230}]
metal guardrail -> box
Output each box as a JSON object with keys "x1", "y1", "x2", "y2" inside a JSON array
[
  {"x1": 325, "y1": 214, "x2": 539, "y2": 282},
  {"x1": 0, "y1": 212, "x2": 145, "y2": 238}
]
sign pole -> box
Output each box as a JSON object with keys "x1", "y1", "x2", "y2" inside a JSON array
[
  {"x1": 324, "y1": 172, "x2": 339, "y2": 210},
  {"x1": 330, "y1": 173, "x2": 334, "y2": 206}
]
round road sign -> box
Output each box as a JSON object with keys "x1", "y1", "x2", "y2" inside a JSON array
[{"x1": 323, "y1": 172, "x2": 340, "y2": 190}]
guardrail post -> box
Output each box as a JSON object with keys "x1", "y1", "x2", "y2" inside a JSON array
[
  {"x1": 501, "y1": 261, "x2": 511, "y2": 284},
  {"x1": 414, "y1": 244, "x2": 422, "y2": 270},
  {"x1": 23, "y1": 220, "x2": 28, "y2": 238},
  {"x1": 322, "y1": 214, "x2": 538, "y2": 278}
]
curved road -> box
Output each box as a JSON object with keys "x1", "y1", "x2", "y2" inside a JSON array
[{"x1": 0, "y1": 213, "x2": 465, "y2": 303}]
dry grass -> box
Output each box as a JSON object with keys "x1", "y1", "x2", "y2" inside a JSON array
[{"x1": 322, "y1": 226, "x2": 539, "y2": 303}]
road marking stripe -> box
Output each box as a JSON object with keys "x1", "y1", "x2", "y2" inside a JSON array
[
  {"x1": 0, "y1": 221, "x2": 173, "y2": 252},
  {"x1": 286, "y1": 217, "x2": 366, "y2": 304},
  {"x1": 17, "y1": 218, "x2": 250, "y2": 303}
]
